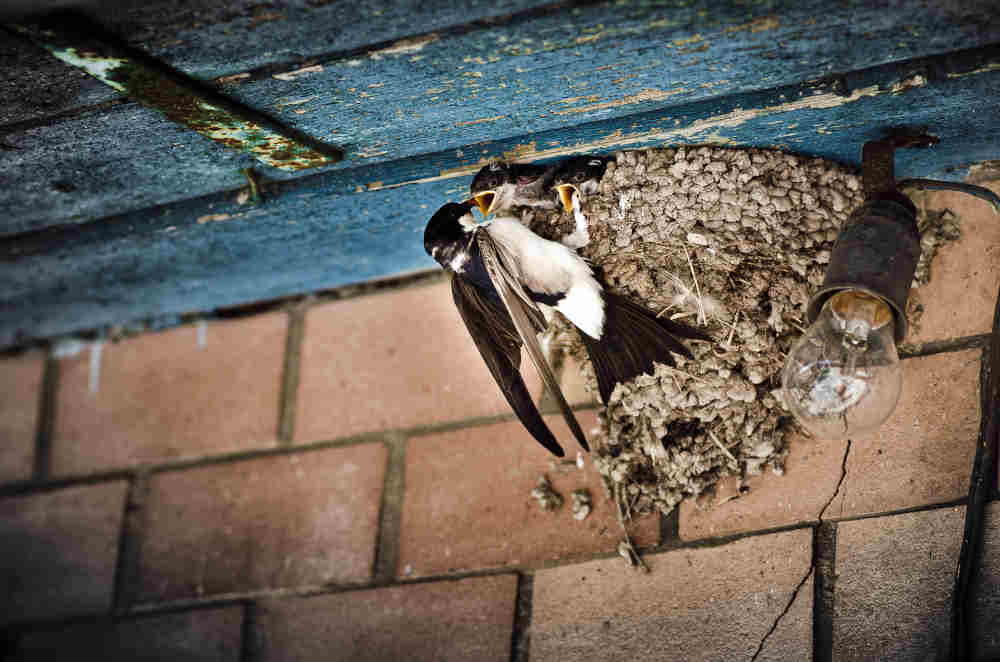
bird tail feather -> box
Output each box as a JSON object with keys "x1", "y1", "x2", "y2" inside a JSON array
[{"x1": 579, "y1": 293, "x2": 711, "y2": 403}]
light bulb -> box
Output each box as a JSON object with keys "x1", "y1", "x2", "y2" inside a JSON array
[{"x1": 781, "y1": 290, "x2": 903, "y2": 440}]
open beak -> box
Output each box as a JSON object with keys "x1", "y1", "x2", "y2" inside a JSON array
[
  {"x1": 555, "y1": 183, "x2": 577, "y2": 213},
  {"x1": 472, "y1": 191, "x2": 496, "y2": 217}
]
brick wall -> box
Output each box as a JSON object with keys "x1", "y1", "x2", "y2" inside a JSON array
[{"x1": 1, "y1": 187, "x2": 999, "y2": 661}]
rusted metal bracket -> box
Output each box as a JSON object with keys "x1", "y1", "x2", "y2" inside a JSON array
[
  {"x1": 860, "y1": 133, "x2": 938, "y2": 196},
  {"x1": 9, "y1": 12, "x2": 343, "y2": 172},
  {"x1": 860, "y1": 139, "x2": 899, "y2": 197},
  {"x1": 863, "y1": 132, "x2": 1000, "y2": 213}
]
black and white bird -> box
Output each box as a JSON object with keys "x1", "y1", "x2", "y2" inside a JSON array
[
  {"x1": 424, "y1": 199, "x2": 711, "y2": 456},
  {"x1": 469, "y1": 160, "x2": 559, "y2": 217}
]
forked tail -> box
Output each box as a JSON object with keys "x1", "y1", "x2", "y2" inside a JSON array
[{"x1": 578, "y1": 292, "x2": 712, "y2": 403}]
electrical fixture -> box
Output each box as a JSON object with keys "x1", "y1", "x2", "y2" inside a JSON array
[{"x1": 782, "y1": 135, "x2": 1000, "y2": 440}]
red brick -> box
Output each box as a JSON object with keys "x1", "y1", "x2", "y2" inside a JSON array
[
  {"x1": 295, "y1": 282, "x2": 542, "y2": 443},
  {"x1": 975, "y1": 502, "x2": 1000, "y2": 660},
  {"x1": 679, "y1": 432, "x2": 848, "y2": 540},
  {"x1": 0, "y1": 351, "x2": 43, "y2": 483},
  {"x1": 834, "y1": 505, "x2": 965, "y2": 661},
  {"x1": 399, "y1": 411, "x2": 657, "y2": 578},
  {"x1": 531, "y1": 528, "x2": 813, "y2": 662},
  {"x1": 908, "y1": 182, "x2": 1000, "y2": 344},
  {"x1": 682, "y1": 350, "x2": 980, "y2": 538},
  {"x1": 0, "y1": 481, "x2": 128, "y2": 625},
  {"x1": 11, "y1": 607, "x2": 244, "y2": 661},
  {"x1": 254, "y1": 575, "x2": 517, "y2": 661},
  {"x1": 137, "y1": 443, "x2": 386, "y2": 603},
  {"x1": 826, "y1": 350, "x2": 981, "y2": 518},
  {"x1": 51, "y1": 315, "x2": 287, "y2": 475}
]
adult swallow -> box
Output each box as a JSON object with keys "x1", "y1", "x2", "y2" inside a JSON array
[
  {"x1": 424, "y1": 199, "x2": 711, "y2": 456},
  {"x1": 551, "y1": 155, "x2": 612, "y2": 248},
  {"x1": 469, "y1": 160, "x2": 558, "y2": 217}
]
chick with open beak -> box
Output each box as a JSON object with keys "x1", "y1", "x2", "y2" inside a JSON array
[
  {"x1": 551, "y1": 155, "x2": 612, "y2": 249},
  {"x1": 469, "y1": 160, "x2": 558, "y2": 217}
]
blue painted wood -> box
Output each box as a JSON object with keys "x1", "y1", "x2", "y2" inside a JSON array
[
  {"x1": 2, "y1": 49, "x2": 998, "y2": 347},
  {"x1": 0, "y1": 0, "x2": 551, "y2": 129},
  {"x1": 0, "y1": 31, "x2": 117, "y2": 124},
  {"x1": 3, "y1": 0, "x2": 1000, "y2": 236},
  {"x1": 229, "y1": 0, "x2": 1000, "y2": 171},
  {"x1": 14, "y1": 17, "x2": 343, "y2": 172},
  {"x1": 0, "y1": 103, "x2": 263, "y2": 237},
  {"x1": 104, "y1": 0, "x2": 559, "y2": 79}
]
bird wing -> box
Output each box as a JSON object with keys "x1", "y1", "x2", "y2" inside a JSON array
[
  {"x1": 578, "y1": 292, "x2": 713, "y2": 403},
  {"x1": 478, "y1": 231, "x2": 590, "y2": 452},
  {"x1": 478, "y1": 224, "x2": 548, "y2": 327},
  {"x1": 450, "y1": 273, "x2": 566, "y2": 457}
]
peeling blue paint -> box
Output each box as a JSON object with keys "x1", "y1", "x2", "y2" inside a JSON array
[
  {"x1": 2, "y1": 55, "x2": 998, "y2": 346},
  {"x1": 16, "y1": 34, "x2": 339, "y2": 172},
  {"x1": 117, "y1": 0, "x2": 562, "y2": 80},
  {"x1": 4, "y1": 0, "x2": 1000, "y2": 237},
  {"x1": 1, "y1": 0, "x2": 999, "y2": 346},
  {"x1": 234, "y1": 0, "x2": 1000, "y2": 172}
]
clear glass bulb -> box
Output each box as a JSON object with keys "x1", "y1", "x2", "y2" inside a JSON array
[{"x1": 781, "y1": 290, "x2": 903, "y2": 440}]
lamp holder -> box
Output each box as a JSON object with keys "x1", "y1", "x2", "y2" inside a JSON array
[
  {"x1": 807, "y1": 196, "x2": 920, "y2": 343},
  {"x1": 806, "y1": 139, "x2": 922, "y2": 343},
  {"x1": 806, "y1": 134, "x2": 1000, "y2": 343}
]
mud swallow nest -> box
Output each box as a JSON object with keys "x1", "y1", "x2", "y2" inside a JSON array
[{"x1": 526, "y1": 145, "x2": 959, "y2": 516}]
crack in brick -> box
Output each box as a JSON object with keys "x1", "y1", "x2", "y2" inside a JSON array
[
  {"x1": 818, "y1": 439, "x2": 851, "y2": 522},
  {"x1": 751, "y1": 440, "x2": 851, "y2": 660},
  {"x1": 750, "y1": 565, "x2": 814, "y2": 662}
]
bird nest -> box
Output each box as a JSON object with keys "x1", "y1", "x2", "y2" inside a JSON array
[{"x1": 526, "y1": 145, "x2": 960, "y2": 516}]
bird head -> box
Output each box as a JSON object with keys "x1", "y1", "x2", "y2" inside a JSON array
[
  {"x1": 469, "y1": 161, "x2": 511, "y2": 217},
  {"x1": 471, "y1": 160, "x2": 559, "y2": 216},
  {"x1": 552, "y1": 156, "x2": 611, "y2": 213},
  {"x1": 423, "y1": 199, "x2": 478, "y2": 267}
]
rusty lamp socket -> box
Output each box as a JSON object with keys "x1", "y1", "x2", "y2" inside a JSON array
[
  {"x1": 806, "y1": 192, "x2": 920, "y2": 344},
  {"x1": 805, "y1": 133, "x2": 999, "y2": 343},
  {"x1": 805, "y1": 137, "x2": 926, "y2": 343}
]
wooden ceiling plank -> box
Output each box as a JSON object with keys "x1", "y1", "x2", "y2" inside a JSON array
[{"x1": 2, "y1": 55, "x2": 998, "y2": 347}]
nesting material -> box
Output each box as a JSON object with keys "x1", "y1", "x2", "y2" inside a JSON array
[
  {"x1": 571, "y1": 488, "x2": 593, "y2": 520},
  {"x1": 531, "y1": 474, "x2": 564, "y2": 511},
  {"x1": 526, "y1": 146, "x2": 960, "y2": 516}
]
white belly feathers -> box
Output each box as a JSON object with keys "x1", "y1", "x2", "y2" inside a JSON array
[{"x1": 486, "y1": 217, "x2": 605, "y2": 339}]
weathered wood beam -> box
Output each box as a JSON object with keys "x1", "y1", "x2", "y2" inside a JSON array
[
  {"x1": 0, "y1": 0, "x2": 558, "y2": 123},
  {"x1": 4, "y1": 0, "x2": 1000, "y2": 236},
  {"x1": 12, "y1": 13, "x2": 344, "y2": 171},
  {"x1": 2, "y1": 45, "x2": 998, "y2": 347},
  {"x1": 94, "y1": 0, "x2": 565, "y2": 81}
]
